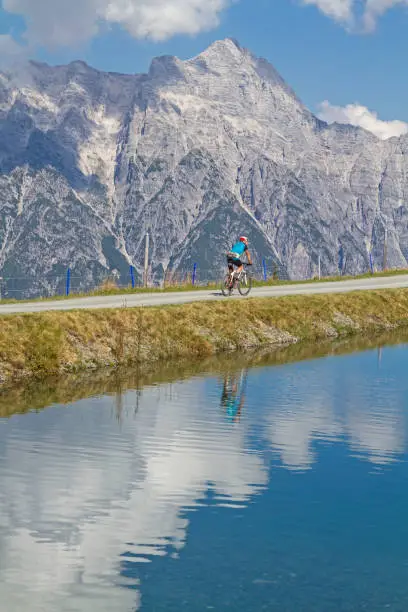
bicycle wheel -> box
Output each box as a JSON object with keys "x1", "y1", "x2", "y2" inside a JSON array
[
  {"x1": 238, "y1": 273, "x2": 252, "y2": 296},
  {"x1": 221, "y1": 274, "x2": 233, "y2": 297}
]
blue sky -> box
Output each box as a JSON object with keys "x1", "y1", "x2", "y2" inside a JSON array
[{"x1": 1, "y1": 0, "x2": 408, "y2": 134}]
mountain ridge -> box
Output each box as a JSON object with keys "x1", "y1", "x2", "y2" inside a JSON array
[{"x1": 0, "y1": 39, "x2": 406, "y2": 297}]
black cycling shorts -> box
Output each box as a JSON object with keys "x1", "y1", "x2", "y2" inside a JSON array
[{"x1": 227, "y1": 257, "x2": 242, "y2": 267}]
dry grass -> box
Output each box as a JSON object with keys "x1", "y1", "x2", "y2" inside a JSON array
[
  {"x1": 96, "y1": 278, "x2": 121, "y2": 292},
  {"x1": 1, "y1": 288, "x2": 408, "y2": 383}
]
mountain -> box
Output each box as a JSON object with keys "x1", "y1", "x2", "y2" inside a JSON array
[{"x1": 0, "y1": 38, "x2": 407, "y2": 297}]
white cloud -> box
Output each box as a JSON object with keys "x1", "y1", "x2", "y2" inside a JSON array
[
  {"x1": 317, "y1": 100, "x2": 408, "y2": 140},
  {"x1": 4, "y1": 0, "x2": 99, "y2": 48},
  {"x1": 301, "y1": 0, "x2": 408, "y2": 31},
  {"x1": 302, "y1": 0, "x2": 353, "y2": 23},
  {"x1": 105, "y1": 0, "x2": 230, "y2": 40},
  {"x1": 2, "y1": 0, "x2": 231, "y2": 49},
  {"x1": 363, "y1": 0, "x2": 407, "y2": 31},
  {"x1": 0, "y1": 34, "x2": 30, "y2": 68}
]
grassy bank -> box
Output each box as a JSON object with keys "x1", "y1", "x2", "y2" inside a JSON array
[
  {"x1": 1, "y1": 288, "x2": 408, "y2": 384},
  {"x1": 1, "y1": 327, "x2": 407, "y2": 419}
]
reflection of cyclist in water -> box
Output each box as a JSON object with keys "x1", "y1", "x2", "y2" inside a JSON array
[{"x1": 221, "y1": 370, "x2": 248, "y2": 422}]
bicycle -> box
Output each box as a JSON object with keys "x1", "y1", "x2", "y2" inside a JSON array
[{"x1": 221, "y1": 263, "x2": 253, "y2": 297}]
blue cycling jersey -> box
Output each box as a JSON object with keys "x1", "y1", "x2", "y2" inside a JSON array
[
  {"x1": 230, "y1": 242, "x2": 247, "y2": 258},
  {"x1": 226, "y1": 396, "x2": 241, "y2": 421}
]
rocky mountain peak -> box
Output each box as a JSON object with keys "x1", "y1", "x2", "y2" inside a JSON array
[
  {"x1": 194, "y1": 37, "x2": 244, "y2": 60},
  {"x1": 0, "y1": 40, "x2": 406, "y2": 299}
]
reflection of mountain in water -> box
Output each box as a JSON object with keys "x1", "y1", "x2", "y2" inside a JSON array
[{"x1": 0, "y1": 344, "x2": 407, "y2": 611}]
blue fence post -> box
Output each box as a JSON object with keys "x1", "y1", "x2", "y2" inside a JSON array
[
  {"x1": 192, "y1": 263, "x2": 197, "y2": 286},
  {"x1": 338, "y1": 245, "x2": 344, "y2": 275},
  {"x1": 66, "y1": 268, "x2": 71, "y2": 297},
  {"x1": 262, "y1": 259, "x2": 267, "y2": 282},
  {"x1": 130, "y1": 265, "x2": 135, "y2": 289}
]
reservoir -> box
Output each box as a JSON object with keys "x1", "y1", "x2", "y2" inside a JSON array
[{"x1": 0, "y1": 339, "x2": 407, "y2": 611}]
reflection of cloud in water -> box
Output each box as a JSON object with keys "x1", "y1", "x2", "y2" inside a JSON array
[
  {"x1": 0, "y1": 379, "x2": 268, "y2": 612},
  {"x1": 346, "y1": 404, "x2": 405, "y2": 465},
  {"x1": 265, "y1": 398, "x2": 341, "y2": 470},
  {"x1": 260, "y1": 359, "x2": 406, "y2": 470}
]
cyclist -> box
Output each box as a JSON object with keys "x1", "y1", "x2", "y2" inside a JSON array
[
  {"x1": 221, "y1": 371, "x2": 247, "y2": 423},
  {"x1": 227, "y1": 236, "x2": 253, "y2": 281}
]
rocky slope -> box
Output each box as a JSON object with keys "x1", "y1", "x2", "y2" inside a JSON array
[{"x1": 0, "y1": 38, "x2": 407, "y2": 297}]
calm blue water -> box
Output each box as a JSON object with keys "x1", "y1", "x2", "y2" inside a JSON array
[{"x1": 1, "y1": 345, "x2": 408, "y2": 611}]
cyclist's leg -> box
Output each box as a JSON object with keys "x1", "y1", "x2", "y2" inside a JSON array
[
  {"x1": 227, "y1": 258, "x2": 235, "y2": 287},
  {"x1": 231, "y1": 259, "x2": 243, "y2": 286}
]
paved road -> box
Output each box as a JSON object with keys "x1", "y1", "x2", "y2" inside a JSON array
[{"x1": 0, "y1": 274, "x2": 408, "y2": 315}]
